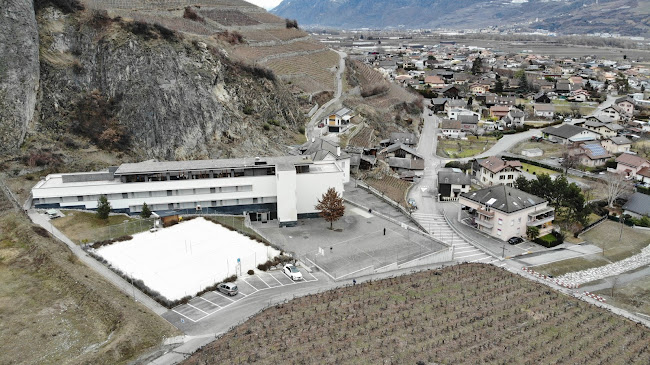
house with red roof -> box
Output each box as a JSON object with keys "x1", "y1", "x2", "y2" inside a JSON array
[
  {"x1": 477, "y1": 156, "x2": 523, "y2": 187},
  {"x1": 615, "y1": 153, "x2": 650, "y2": 178}
]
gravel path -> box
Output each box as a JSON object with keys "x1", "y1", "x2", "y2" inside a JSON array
[{"x1": 558, "y1": 245, "x2": 650, "y2": 286}]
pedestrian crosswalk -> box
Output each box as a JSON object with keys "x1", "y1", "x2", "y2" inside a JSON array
[{"x1": 411, "y1": 212, "x2": 505, "y2": 267}]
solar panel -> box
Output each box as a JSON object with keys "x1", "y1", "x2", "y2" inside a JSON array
[{"x1": 584, "y1": 144, "x2": 607, "y2": 156}]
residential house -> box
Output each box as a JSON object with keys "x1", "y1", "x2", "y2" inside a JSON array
[
  {"x1": 445, "y1": 99, "x2": 467, "y2": 114},
  {"x1": 601, "y1": 105, "x2": 623, "y2": 122},
  {"x1": 616, "y1": 153, "x2": 650, "y2": 178},
  {"x1": 389, "y1": 132, "x2": 417, "y2": 146},
  {"x1": 534, "y1": 104, "x2": 556, "y2": 118},
  {"x1": 387, "y1": 157, "x2": 425, "y2": 178},
  {"x1": 489, "y1": 105, "x2": 510, "y2": 119},
  {"x1": 541, "y1": 124, "x2": 600, "y2": 144},
  {"x1": 502, "y1": 108, "x2": 525, "y2": 128},
  {"x1": 438, "y1": 168, "x2": 471, "y2": 201},
  {"x1": 637, "y1": 167, "x2": 650, "y2": 185},
  {"x1": 571, "y1": 142, "x2": 612, "y2": 167},
  {"x1": 622, "y1": 193, "x2": 650, "y2": 219},
  {"x1": 478, "y1": 156, "x2": 523, "y2": 187},
  {"x1": 431, "y1": 98, "x2": 448, "y2": 113},
  {"x1": 324, "y1": 107, "x2": 353, "y2": 133},
  {"x1": 440, "y1": 119, "x2": 462, "y2": 138},
  {"x1": 601, "y1": 136, "x2": 632, "y2": 154},
  {"x1": 452, "y1": 73, "x2": 470, "y2": 85},
  {"x1": 555, "y1": 80, "x2": 572, "y2": 95},
  {"x1": 459, "y1": 185, "x2": 555, "y2": 241},
  {"x1": 380, "y1": 143, "x2": 424, "y2": 161},
  {"x1": 582, "y1": 117, "x2": 623, "y2": 139},
  {"x1": 485, "y1": 94, "x2": 515, "y2": 107},
  {"x1": 377, "y1": 60, "x2": 398, "y2": 77},
  {"x1": 424, "y1": 75, "x2": 446, "y2": 89},
  {"x1": 615, "y1": 96, "x2": 636, "y2": 117},
  {"x1": 458, "y1": 114, "x2": 480, "y2": 132},
  {"x1": 533, "y1": 92, "x2": 551, "y2": 103},
  {"x1": 567, "y1": 89, "x2": 590, "y2": 102},
  {"x1": 470, "y1": 83, "x2": 490, "y2": 95},
  {"x1": 440, "y1": 85, "x2": 460, "y2": 98}
]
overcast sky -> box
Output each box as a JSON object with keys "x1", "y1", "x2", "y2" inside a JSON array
[{"x1": 247, "y1": 0, "x2": 283, "y2": 10}]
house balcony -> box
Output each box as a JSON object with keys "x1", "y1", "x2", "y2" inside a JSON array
[
  {"x1": 527, "y1": 215, "x2": 555, "y2": 227},
  {"x1": 477, "y1": 207, "x2": 495, "y2": 218},
  {"x1": 475, "y1": 218, "x2": 494, "y2": 229}
]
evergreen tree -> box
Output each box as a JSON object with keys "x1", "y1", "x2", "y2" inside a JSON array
[
  {"x1": 315, "y1": 188, "x2": 345, "y2": 230},
  {"x1": 494, "y1": 78, "x2": 504, "y2": 93},
  {"x1": 140, "y1": 202, "x2": 152, "y2": 218},
  {"x1": 96, "y1": 195, "x2": 111, "y2": 220},
  {"x1": 471, "y1": 57, "x2": 482, "y2": 75}
]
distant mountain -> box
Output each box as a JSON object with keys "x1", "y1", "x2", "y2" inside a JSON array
[{"x1": 271, "y1": 0, "x2": 650, "y2": 36}]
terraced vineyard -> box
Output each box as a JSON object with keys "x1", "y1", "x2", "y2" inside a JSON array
[
  {"x1": 348, "y1": 126, "x2": 375, "y2": 148},
  {"x1": 266, "y1": 50, "x2": 339, "y2": 93},
  {"x1": 200, "y1": 9, "x2": 261, "y2": 26},
  {"x1": 365, "y1": 175, "x2": 412, "y2": 207},
  {"x1": 127, "y1": 12, "x2": 218, "y2": 35},
  {"x1": 240, "y1": 28, "x2": 308, "y2": 43},
  {"x1": 351, "y1": 60, "x2": 389, "y2": 88},
  {"x1": 233, "y1": 41, "x2": 326, "y2": 62},
  {"x1": 363, "y1": 85, "x2": 418, "y2": 109},
  {"x1": 246, "y1": 12, "x2": 286, "y2": 24},
  {"x1": 184, "y1": 263, "x2": 650, "y2": 364}
]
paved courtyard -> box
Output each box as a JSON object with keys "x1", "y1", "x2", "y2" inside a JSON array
[{"x1": 253, "y1": 204, "x2": 446, "y2": 279}]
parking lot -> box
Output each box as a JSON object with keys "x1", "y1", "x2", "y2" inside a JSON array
[{"x1": 172, "y1": 270, "x2": 318, "y2": 323}]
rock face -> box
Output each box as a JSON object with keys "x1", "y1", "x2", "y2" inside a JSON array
[
  {"x1": 0, "y1": 0, "x2": 40, "y2": 154},
  {"x1": 36, "y1": 9, "x2": 304, "y2": 160}
]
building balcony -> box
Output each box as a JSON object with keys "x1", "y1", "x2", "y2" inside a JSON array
[
  {"x1": 477, "y1": 207, "x2": 495, "y2": 218},
  {"x1": 527, "y1": 215, "x2": 555, "y2": 227},
  {"x1": 475, "y1": 218, "x2": 494, "y2": 229},
  {"x1": 528, "y1": 206, "x2": 554, "y2": 218}
]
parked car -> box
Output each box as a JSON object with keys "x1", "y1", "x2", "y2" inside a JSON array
[
  {"x1": 318, "y1": 122, "x2": 324, "y2": 128},
  {"x1": 217, "y1": 282, "x2": 238, "y2": 296},
  {"x1": 408, "y1": 198, "x2": 417, "y2": 209},
  {"x1": 507, "y1": 237, "x2": 524, "y2": 245},
  {"x1": 283, "y1": 264, "x2": 303, "y2": 281}
]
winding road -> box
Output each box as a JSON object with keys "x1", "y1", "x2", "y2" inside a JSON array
[{"x1": 305, "y1": 50, "x2": 347, "y2": 142}]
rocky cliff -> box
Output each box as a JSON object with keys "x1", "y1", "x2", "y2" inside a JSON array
[
  {"x1": 0, "y1": 0, "x2": 40, "y2": 154},
  {"x1": 35, "y1": 7, "x2": 305, "y2": 160}
]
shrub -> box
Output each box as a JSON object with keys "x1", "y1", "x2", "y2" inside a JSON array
[
  {"x1": 223, "y1": 275, "x2": 237, "y2": 283},
  {"x1": 298, "y1": 126, "x2": 305, "y2": 134},
  {"x1": 23, "y1": 150, "x2": 62, "y2": 167},
  {"x1": 533, "y1": 230, "x2": 564, "y2": 248},
  {"x1": 32, "y1": 226, "x2": 50, "y2": 238},
  {"x1": 183, "y1": 6, "x2": 204, "y2": 22},
  {"x1": 243, "y1": 105, "x2": 254, "y2": 115},
  {"x1": 247, "y1": 269, "x2": 254, "y2": 275},
  {"x1": 89, "y1": 10, "x2": 113, "y2": 29},
  {"x1": 217, "y1": 30, "x2": 244, "y2": 45},
  {"x1": 361, "y1": 84, "x2": 389, "y2": 98},
  {"x1": 263, "y1": 123, "x2": 271, "y2": 131},
  {"x1": 126, "y1": 21, "x2": 158, "y2": 40},
  {"x1": 285, "y1": 18, "x2": 299, "y2": 29},
  {"x1": 154, "y1": 23, "x2": 180, "y2": 42}
]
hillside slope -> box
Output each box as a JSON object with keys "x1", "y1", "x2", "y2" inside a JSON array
[
  {"x1": 0, "y1": 0, "x2": 40, "y2": 154},
  {"x1": 272, "y1": 0, "x2": 650, "y2": 36}
]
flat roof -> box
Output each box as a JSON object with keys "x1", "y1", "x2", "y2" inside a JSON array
[{"x1": 114, "y1": 156, "x2": 312, "y2": 175}]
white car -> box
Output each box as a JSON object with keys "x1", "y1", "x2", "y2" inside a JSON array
[{"x1": 283, "y1": 264, "x2": 303, "y2": 281}]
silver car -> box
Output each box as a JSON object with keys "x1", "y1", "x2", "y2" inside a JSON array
[{"x1": 217, "y1": 282, "x2": 238, "y2": 296}]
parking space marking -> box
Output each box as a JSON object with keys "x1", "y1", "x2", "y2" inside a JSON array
[
  {"x1": 186, "y1": 303, "x2": 209, "y2": 315},
  {"x1": 456, "y1": 253, "x2": 485, "y2": 259},
  {"x1": 171, "y1": 272, "x2": 320, "y2": 324},
  {"x1": 172, "y1": 308, "x2": 200, "y2": 323},
  {"x1": 197, "y1": 296, "x2": 222, "y2": 308}
]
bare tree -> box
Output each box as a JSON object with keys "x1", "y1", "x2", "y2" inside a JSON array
[
  {"x1": 560, "y1": 146, "x2": 579, "y2": 173},
  {"x1": 602, "y1": 173, "x2": 631, "y2": 208}
]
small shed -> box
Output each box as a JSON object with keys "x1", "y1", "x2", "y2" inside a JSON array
[{"x1": 153, "y1": 210, "x2": 180, "y2": 227}]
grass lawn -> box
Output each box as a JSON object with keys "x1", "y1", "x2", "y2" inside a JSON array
[
  {"x1": 581, "y1": 221, "x2": 650, "y2": 262},
  {"x1": 632, "y1": 139, "x2": 650, "y2": 160},
  {"x1": 52, "y1": 210, "x2": 140, "y2": 244},
  {"x1": 520, "y1": 162, "x2": 558, "y2": 176},
  {"x1": 533, "y1": 254, "x2": 612, "y2": 277},
  {"x1": 0, "y1": 207, "x2": 180, "y2": 365},
  {"x1": 509, "y1": 140, "x2": 564, "y2": 159},
  {"x1": 183, "y1": 263, "x2": 650, "y2": 364},
  {"x1": 437, "y1": 136, "x2": 498, "y2": 158}
]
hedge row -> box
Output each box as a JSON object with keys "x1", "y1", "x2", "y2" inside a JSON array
[
  {"x1": 502, "y1": 155, "x2": 563, "y2": 173},
  {"x1": 534, "y1": 230, "x2": 564, "y2": 248}
]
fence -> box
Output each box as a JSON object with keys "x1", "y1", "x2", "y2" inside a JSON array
[
  {"x1": 575, "y1": 215, "x2": 608, "y2": 237},
  {"x1": 94, "y1": 218, "x2": 156, "y2": 242}
]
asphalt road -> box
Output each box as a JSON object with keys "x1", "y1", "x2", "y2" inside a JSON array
[{"x1": 305, "y1": 50, "x2": 347, "y2": 142}]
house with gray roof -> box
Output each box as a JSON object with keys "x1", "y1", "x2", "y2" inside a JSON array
[
  {"x1": 459, "y1": 185, "x2": 554, "y2": 241},
  {"x1": 623, "y1": 192, "x2": 650, "y2": 219},
  {"x1": 541, "y1": 124, "x2": 600, "y2": 144},
  {"x1": 438, "y1": 168, "x2": 471, "y2": 201}
]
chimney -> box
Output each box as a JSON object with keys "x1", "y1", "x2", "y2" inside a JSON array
[{"x1": 336, "y1": 146, "x2": 341, "y2": 157}]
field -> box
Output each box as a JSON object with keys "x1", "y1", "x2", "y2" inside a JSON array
[
  {"x1": 437, "y1": 136, "x2": 498, "y2": 158},
  {"x1": 594, "y1": 272, "x2": 650, "y2": 318},
  {"x1": 51, "y1": 210, "x2": 140, "y2": 244},
  {"x1": 183, "y1": 263, "x2": 650, "y2": 364},
  {"x1": 520, "y1": 162, "x2": 558, "y2": 176},
  {"x1": 96, "y1": 217, "x2": 280, "y2": 300},
  {"x1": 582, "y1": 221, "x2": 650, "y2": 262},
  {"x1": 348, "y1": 126, "x2": 375, "y2": 148},
  {"x1": 364, "y1": 175, "x2": 412, "y2": 207},
  {"x1": 232, "y1": 41, "x2": 326, "y2": 62},
  {"x1": 0, "y1": 201, "x2": 179, "y2": 364},
  {"x1": 533, "y1": 255, "x2": 612, "y2": 277},
  {"x1": 633, "y1": 140, "x2": 650, "y2": 160}
]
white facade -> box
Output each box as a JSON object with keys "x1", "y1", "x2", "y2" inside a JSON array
[{"x1": 31, "y1": 156, "x2": 345, "y2": 227}]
